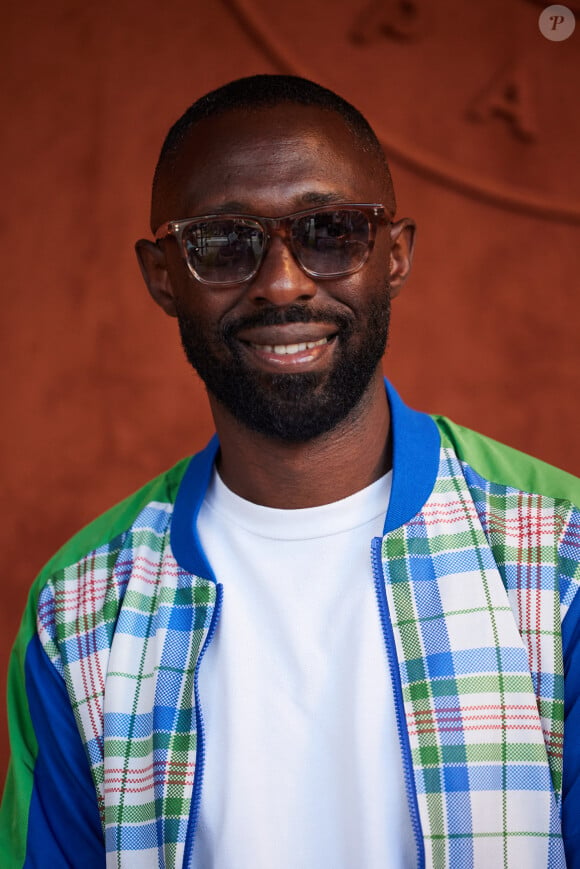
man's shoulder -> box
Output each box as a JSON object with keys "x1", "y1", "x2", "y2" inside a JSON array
[
  {"x1": 37, "y1": 456, "x2": 193, "y2": 586},
  {"x1": 432, "y1": 414, "x2": 580, "y2": 508}
]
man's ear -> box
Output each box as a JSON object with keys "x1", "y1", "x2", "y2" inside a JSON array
[
  {"x1": 388, "y1": 218, "x2": 416, "y2": 298},
  {"x1": 135, "y1": 239, "x2": 178, "y2": 317}
]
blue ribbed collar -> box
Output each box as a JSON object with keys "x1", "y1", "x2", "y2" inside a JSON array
[{"x1": 170, "y1": 380, "x2": 440, "y2": 580}]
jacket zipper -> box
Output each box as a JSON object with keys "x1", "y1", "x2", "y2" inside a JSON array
[
  {"x1": 183, "y1": 582, "x2": 224, "y2": 869},
  {"x1": 371, "y1": 536, "x2": 425, "y2": 869}
]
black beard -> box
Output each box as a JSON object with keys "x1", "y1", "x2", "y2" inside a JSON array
[{"x1": 176, "y1": 293, "x2": 390, "y2": 442}]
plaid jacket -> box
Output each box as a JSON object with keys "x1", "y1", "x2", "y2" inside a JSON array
[{"x1": 2, "y1": 382, "x2": 580, "y2": 868}]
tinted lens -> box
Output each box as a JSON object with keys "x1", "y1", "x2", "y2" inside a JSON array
[
  {"x1": 291, "y1": 209, "x2": 370, "y2": 275},
  {"x1": 182, "y1": 218, "x2": 264, "y2": 283}
]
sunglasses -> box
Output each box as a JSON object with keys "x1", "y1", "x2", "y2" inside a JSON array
[{"x1": 154, "y1": 203, "x2": 389, "y2": 286}]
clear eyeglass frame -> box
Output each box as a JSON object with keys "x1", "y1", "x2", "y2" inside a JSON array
[{"x1": 154, "y1": 203, "x2": 390, "y2": 286}]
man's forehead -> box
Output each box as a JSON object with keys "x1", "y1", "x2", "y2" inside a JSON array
[
  {"x1": 152, "y1": 104, "x2": 389, "y2": 226},
  {"x1": 169, "y1": 105, "x2": 369, "y2": 179}
]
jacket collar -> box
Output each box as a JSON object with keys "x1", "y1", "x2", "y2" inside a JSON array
[
  {"x1": 170, "y1": 380, "x2": 441, "y2": 579},
  {"x1": 383, "y1": 380, "x2": 440, "y2": 532}
]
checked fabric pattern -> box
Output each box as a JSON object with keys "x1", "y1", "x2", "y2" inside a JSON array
[
  {"x1": 380, "y1": 446, "x2": 578, "y2": 868},
  {"x1": 37, "y1": 501, "x2": 217, "y2": 869},
  {"x1": 32, "y1": 441, "x2": 580, "y2": 869}
]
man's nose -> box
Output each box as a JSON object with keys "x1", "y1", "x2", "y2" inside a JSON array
[{"x1": 245, "y1": 236, "x2": 317, "y2": 305}]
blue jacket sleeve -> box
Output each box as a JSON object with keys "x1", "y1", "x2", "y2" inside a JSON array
[
  {"x1": 22, "y1": 633, "x2": 105, "y2": 867},
  {"x1": 562, "y1": 588, "x2": 580, "y2": 868}
]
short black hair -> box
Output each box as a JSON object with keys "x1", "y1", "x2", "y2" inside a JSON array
[{"x1": 152, "y1": 74, "x2": 395, "y2": 218}]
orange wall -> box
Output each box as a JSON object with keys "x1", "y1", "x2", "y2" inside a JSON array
[{"x1": 2, "y1": 0, "x2": 579, "y2": 782}]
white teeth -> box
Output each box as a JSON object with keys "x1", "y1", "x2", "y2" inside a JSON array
[{"x1": 251, "y1": 337, "x2": 329, "y2": 355}]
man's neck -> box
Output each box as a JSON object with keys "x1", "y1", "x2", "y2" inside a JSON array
[{"x1": 209, "y1": 374, "x2": 391, "y2": 509}]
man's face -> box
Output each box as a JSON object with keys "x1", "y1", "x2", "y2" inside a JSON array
[{"x1": 142, "y1": 104, "x2": 413, "y2": 442}]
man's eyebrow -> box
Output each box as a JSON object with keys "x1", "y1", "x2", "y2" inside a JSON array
[
  {"x1": 186, "y1": 192, "x2": 355, "y2": 216},
  {"x1": 202, "y1": 201, "x2": 248, "y2": 214},
  {"x1": 298, "y1": 191, "x2": 354, "y2": 206}
]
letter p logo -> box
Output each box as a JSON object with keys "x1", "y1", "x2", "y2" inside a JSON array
[{"x1": 539, "y1": 4, "x2": 576, "y2": 40}]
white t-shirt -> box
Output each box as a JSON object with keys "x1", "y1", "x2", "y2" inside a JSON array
[{"x1": 193, "y1": 468, "x2": 416, "y2": 869}]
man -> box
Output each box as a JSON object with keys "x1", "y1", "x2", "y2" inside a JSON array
[{"x1": 1, "y1": 75, "x2": 579, "y2": 869}]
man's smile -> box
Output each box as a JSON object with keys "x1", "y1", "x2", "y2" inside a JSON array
[
  {"x1": 234, "y1": 323, "x2": 339, "y2": 370},
  {"x1": 249, "y1": 336, "x2": 329, "y2": 355}
]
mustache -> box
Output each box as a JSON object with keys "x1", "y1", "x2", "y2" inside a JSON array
[{"x1": 222, "y1": 304, "x2": 355, "y2": 341}]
